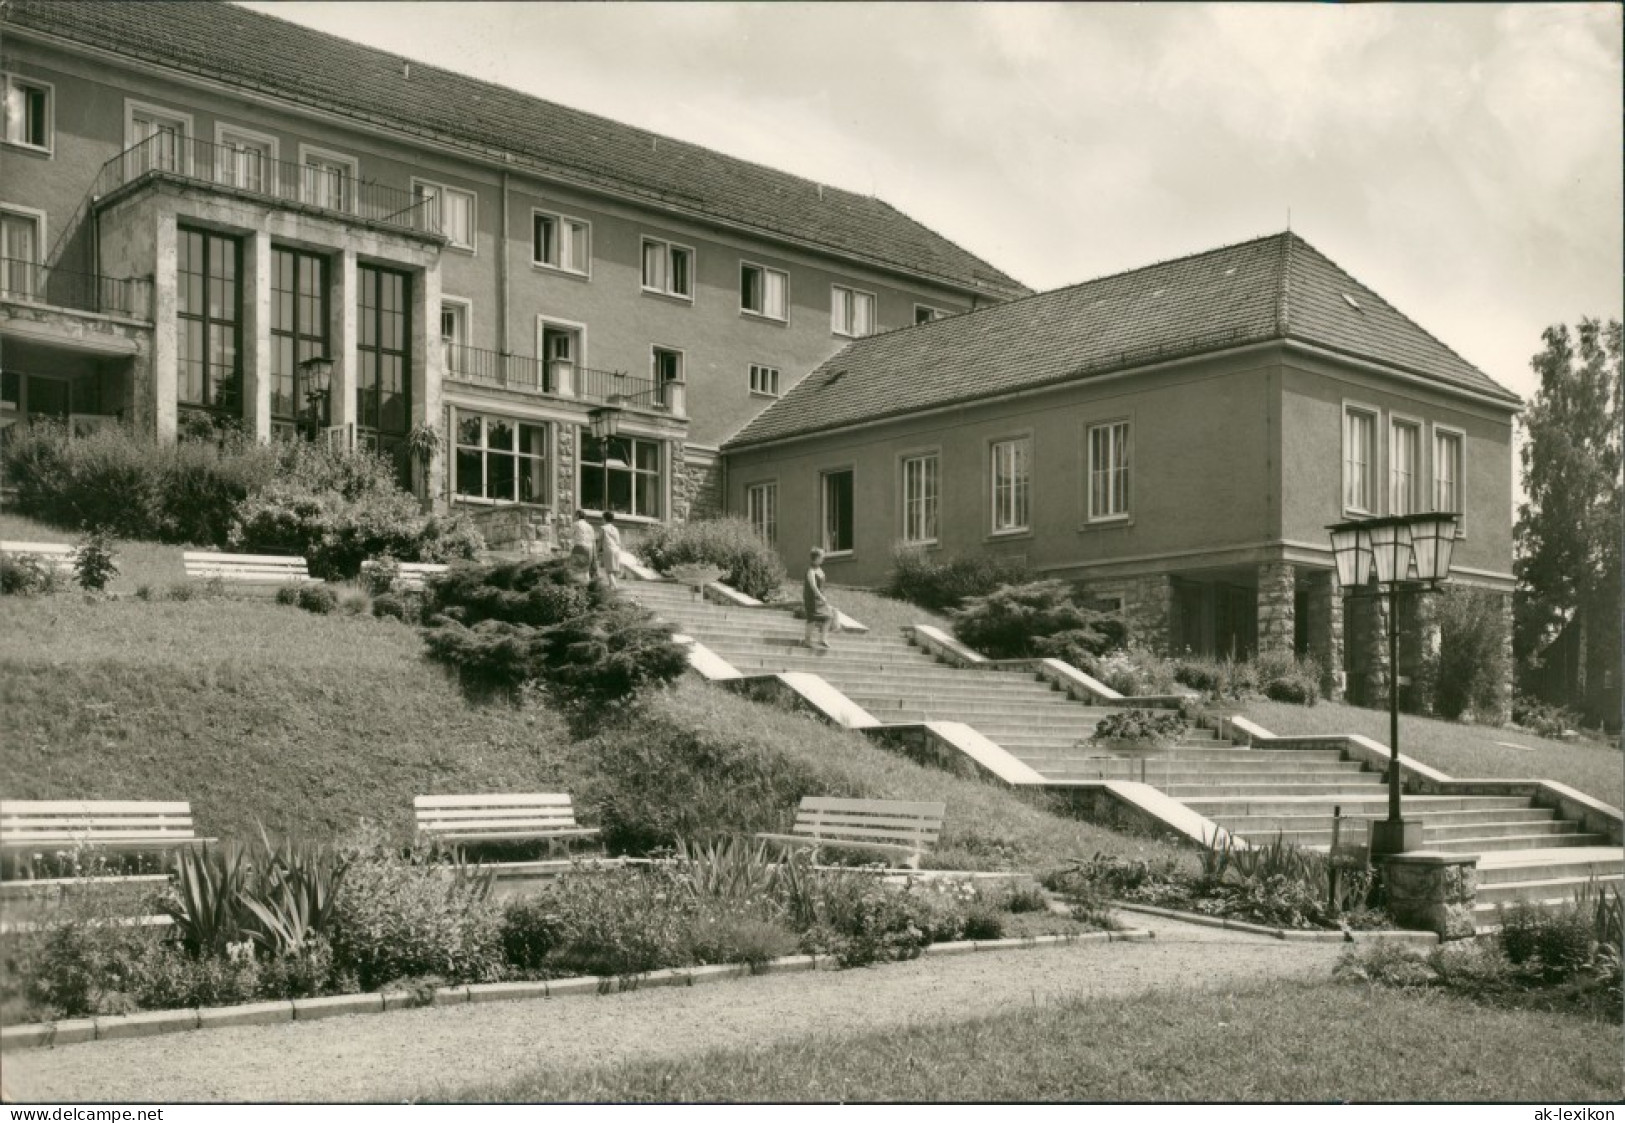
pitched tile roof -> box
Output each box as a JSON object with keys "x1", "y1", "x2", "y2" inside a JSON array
[
  {"x1": 3, "y1": 0, "x2": 1028, "y2": 301},
  {"x1": 726, "y1": 232, "x2": 1521, "y2": 449}
]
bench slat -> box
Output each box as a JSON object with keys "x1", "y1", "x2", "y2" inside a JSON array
[
  {"x1": 3, "y1": 818, "x2": 195, "y2": 832},
  {"x1": 426, "y1": 829, "x2": 599, "y2": 843},
  {"x1": 419, "y1": 818, "x2": 581, "y2": 834},
  {"x1": 755, "y1": 833, "x2": 920, "y2": 857},
  {"x1": 2, "y1": 801, "x2": 192, "y2": 815},
  {"x1": 797, "y1": 810, "x2": 945, "y2": 831},
  {"x1": 183, "y1": 551, "x2": 311, "y2": 565},
  {"x1": 800, "y1": 797, "x2": 946, "y2": 817},
  {"x1": 791, "y1": 822, "x2": 939, "y2": 845},
  {"x1": 415, "y1": 793, "x2": 573, "y2": 809}
]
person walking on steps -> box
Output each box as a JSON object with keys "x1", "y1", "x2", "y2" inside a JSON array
[
  {"x1": 802, "y1": 546, "x2": 834, "y2": 649},
  {"x1": 598, "y1": 510, "x2": 623, "y2": 589},
  {"x1": 570, "y1": 509, "x2": 596, "y2": 576}
]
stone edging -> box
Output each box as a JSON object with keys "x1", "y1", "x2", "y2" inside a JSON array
[
  {"x1": 1108, "y1": 901, "x2": 1440, "y2": 945},
  {"x1": 0, "y1": 927, "x2": 1153, "y2": 1051}
]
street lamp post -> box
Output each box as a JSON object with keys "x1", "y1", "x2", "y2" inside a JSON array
[{"x1": 1326, "y1": 510, "x2": 1460, "y2": 856}]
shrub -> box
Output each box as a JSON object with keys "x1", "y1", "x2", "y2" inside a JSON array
[
  {"x1": 1088, "y1": 708, "x2": 1188, "y2": 747},
  {"x1": 370, "y1": 591, "x2": 413, "y2": 622},
  {"x1": 274, "y1": 585, "x2": 301, "y2": 606},
  {"x1": 1427, "y1": 587, "x2": 1510, "y2": 722},
  {"x1": 885, "y1": 545, "x2": 1034, "y2": 613},
  {"x1": 540, "y1": 865, "x2": 692, "y2": 977},
  {"x1": 499, "y1": 897, "x2": 564, "y2": 973},
  {"x1": 638, "y1": 516, "x2": 787, "y2": 601},
  {"x1": 297, "y1": 584, "x2": 339, "y2": 615},
  {"x1": 1, "y1": 552, "x2": 61, "y2": 596},
  {"x1": 363, "y1": 555, "x2": 402, "y2": 596},
  {"x1": 73, "y1": 530, "x2": 120, "y2": 592},
  {"x1": 328, "y1": 839, "x2": 503, "y2": 990},
  {"x1": 337, "y1": 588, "x2": 372, "y2": 616},
  {"x1": 1255, "y1": 650, "x2": 1321, "y2": 706},
  {"x1": 951, "y1": 580, "x2": 1127, "y2": 660},
  {"x1": 580, "y1": 711, "x2": 828, "y2": 855},
  {"x1": 1511, "y1": 694, "x2": 1579, "y2": 740},
  {"x1": 1497, "y1": 902, "x2": 1596, "y2": 980},
  {"x1": 424, "y1": 557, "x2": 591, "y2": 628}
]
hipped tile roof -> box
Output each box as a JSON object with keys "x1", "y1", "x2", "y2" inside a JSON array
[
  {"x1": 3, "y1": 0, "x2": 1028, "y2": 301},
  {"x1": 727, "y1": 232, "x2": 1520, "y2": 449}
]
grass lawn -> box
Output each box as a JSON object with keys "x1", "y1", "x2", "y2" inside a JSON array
[
  {"x1": 1243, "y1": 698, "x2": 1624, "y2": 810},
  {"x1": 468, "y1": 979, "x2": 1624, "y2": 1102},
  {"x1": 823, "y1": 585, "x2": 954, "y2": 636},
  {"x1": 0, "y1": 512, "x2": 183, "y2": 594},
  {"x1": 0, "y1": 563, "x2": 1179, "y2": 871}
]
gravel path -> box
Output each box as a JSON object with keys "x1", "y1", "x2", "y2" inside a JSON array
[{"x1": 3, "y1": 916, "x2": 1349, "y2": 1103}]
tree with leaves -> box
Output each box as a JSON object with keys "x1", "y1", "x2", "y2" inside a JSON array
[{"x1": 1513, "y1": 318, "x2": 1622, "y2": 723}]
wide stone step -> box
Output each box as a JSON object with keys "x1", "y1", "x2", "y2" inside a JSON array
[
  {"x1": 1161, "y1": 780, "x2": 1389, "y2": 798},
  {"x1": 1425, "y1": 833, "x2": 1615, "y2": 854},
  {"x1": 1208, "y1": 806, "x2": 1559, "y2": 837},
  {"x1": 1179, "y1": 794, "x2": 1537, "y2": 817},
  {"x1": 1474, "y1": 875, "x2": 1625, "y2": 909},
  {"x1": 812, "y1": 673, "x2": 1066, "y2": 698},
  {"x1": 848, "y1": 697, "x2": 1103, "y2": 720},
  {"x1": 1042, "y1": 766, "x2": 1374, "y2": 787},
  {"x1": 709, "y1": 652, "x2": 1011, "y2": 677},
  {"x1": 684, "y1": 627, "x2": 924, "y2": 651},
  {"x1": 1020, "y1": 747, "x2": 1352, "y2": 765},
  {"x1": 1475, "y1": 851, "x2": 1625, "y2": 886},
  {"x1": 1424, "y1": 819, "x2": 1581, "y2": 841}
]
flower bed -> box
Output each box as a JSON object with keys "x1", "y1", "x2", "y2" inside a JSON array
[{"x1": 0, "y1": 834, "x2": 1103, "y2": 1026}]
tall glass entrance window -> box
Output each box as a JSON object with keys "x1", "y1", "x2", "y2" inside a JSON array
[
  {"x1": 177, "y1": 227, "x2": 242, "y2": 421},
  {"x1": 271, "y1": 247, "x2": 330, "y2": 437},
  {"x1": 356, "y1": 264, "x2": 411, "y2": 478}
]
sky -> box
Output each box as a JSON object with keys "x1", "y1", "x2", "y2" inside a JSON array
[{"x1": 239, "y1": 1, "x2": 1623, "y2": 409}]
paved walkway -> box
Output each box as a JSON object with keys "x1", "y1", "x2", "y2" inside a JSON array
[{"x1": 3, "y1": 915, "x2": 1350, "y2": 1103}]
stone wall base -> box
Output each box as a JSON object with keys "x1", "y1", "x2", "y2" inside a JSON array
[{"x1": 1380, "y1": 852, "x2": 1478, "y2": 940}]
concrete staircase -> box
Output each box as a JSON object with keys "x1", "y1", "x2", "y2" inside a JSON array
[{"x1": 628, "y1": 577, "x2": 1623, "y2": 921}]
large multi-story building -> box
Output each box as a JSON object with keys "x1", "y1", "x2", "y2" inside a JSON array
[{"x1": 0, "y1": 0, "x2": 1025, "y2": 542}]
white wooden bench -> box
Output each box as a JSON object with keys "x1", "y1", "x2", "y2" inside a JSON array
[
  {"x1": 0, "y1": 800, "x2": 208, "y2": 877},
  {"x1": 758, "y1": 797, "x2": 947, "y2": 870},
  {"x1": 183, "y1": 550, "x2": 318, "y2": 588},
  {"x1": 414, "y1": 793, "x2": 600, "y2": 853},
  {"x1": 0, "y1": 540, "x2": 77, "y2": 575},
  {"x1": 360, "y1": 559, "x2": 449, "y2": 592}
]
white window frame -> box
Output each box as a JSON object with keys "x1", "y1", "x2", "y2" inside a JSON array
[
  {"x1": 831, "y1": 284, "x2": 876, "y2": 338},
  {"x1": 821, "y1": 467, "x2": 856, "y2": 556},
  {"x1": 531, "y1": 208, "x2": 591, "y2": 277},
  {"x1": 748, "y1": 363, "x2": 781, "y2": 398},
  {"x1": 1087, "y1": 419, "x2": 1131, "y2": 522},
  {"x1": 452, "y1": 412, "x2": 550, "y2": 506},
  {"x1": 1432, "y1": 423, "x2": 1466, "y2": 531},
  {"x1": 1342, "y1": 403, "x2": 1379, "y2": 516},
  {"x1": 578, "y1": 431, "x2": 665, "y2": 520},
  {"x1": 640, "y1": 237, "x2": 694, "y2": 300},
  {"x1": 412, "y1": 178, "x2": 477, "y2": 253},
  {"x1": 440, "y1": 296, "x2": 472, "y2": 374},
  {"x1": 1389, "y1": 415, "x2": 1422, "y2": 516},
  {"x1": 4, "y1": 74, "x2": 54, "y2": 154},
  {"x1": 297, "y1": 143, "x2": 359, "y2": 214},
  {"x1": 651, "y1": 345, "x2": 684, "y2": 385},
  {"x1": 0, "y1": 203, "x2": 47, "y2": 301},
  {"x1": 989, "y1": 435, "x2": 1032, "y2": 535},
  {"x1": 914, "y1": 303, "x2": 948, "y2": 325},
  {"x1": 740, "y1": 260, "x2": 788, "y2": 322},
  {"x1": 900, "y1": 451, "x2": 941, "y2": 546},
  {"x1": 535, "y1": 314, "x2": 588, "y2": 391},
  {"x1": 213, "y1": 123, "x2": 279, "y2": 193},
  {"x1": 745, "y1": 480, "x2": 779, "y2": 545},
  {"x1": 125, "y1": 99, "x2": 195, "y2": 176}
]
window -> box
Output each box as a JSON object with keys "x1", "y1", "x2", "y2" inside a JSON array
[
  {"x1": 652, "y1": 346, "x2": 684, "y2": 384},
  {"x1": 915, "y1": 304, "x2": 946, "y2": 325},
  {"x1": 1088, "y1": 421, "x2": 1130, "y2": 520},
  {"x1": 990, "y1": 438, "x2": 1030, "y2": 533},
  {"x1": 641, "y1": 238, "x2": 692, "y2": 299},
  {"x1": 0, "y1": 208, "x2": 42, "y2": 300},
  {"x1": 455, "y1": 413, "x2": 548, "y2": 504},
  {"x1": 740, "y1": 262, "x2": 788, "y2": 320},
  {"x1": 4, "y1": 76, "x2": 51, "y2": 152},
  {"x1": 822, "y1": 469, "x2": 854, "y2": 554},
  {"x1": 533, "y1": 210, "x2": 590, "y2": 275},
  {"x1": 580, "y1": 434, "x2": 662, "y2": 518},
  {"x1": 177, "y1": 227, "x2": 242, "y2": 417},
  {"x1": 901, "y1": 454, "x2": 939, "y2": 544},
  {"x1": 413, "y1": 180, "x2": 476, "y2": 250},
  {"x1": 749, "y1": 363, "x2": 781, "y2": 397},
  {"x1": 127, "y1": 102, "x2": 190, "y2": 175},
  {"x1": 746, "y1": 482, "x2": 778, "y2": 544},
  {"x1": 1434, "y1": 429, "x2": 1463, "y2": 516},
  {"x1": 831, "y1": 285, "x2": 875, "y2": 337},
  {"x1": 270, "y1": 247, "x2": 330, "y2": 434},
  {"x1": 300, "y1": 147, "x2": 357, "y2": 213},
  {"x1": 440, "y1": 299, "x2": 469, "y2": 374},
  {"x1": 539, "y1": 320, "x2": 582, "y2": 391},
  {"x1": 356, "y1": 264, "x2": 411, "y2": 478},
  {"x1": 216, "y1": 126, "x2": 276, "y2": 194},
  {"x1": 1390, "y1": 419, "x2": 1420, "y2": 515},
  {"x1": 1343, "y1": 407, "x2": 1376, "y2": 513}
]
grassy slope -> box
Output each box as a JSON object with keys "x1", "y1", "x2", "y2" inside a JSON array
[
  {"x1": 1243, "y1": 698, "x2": 1624, "y2": 809},
  {"x1": 470, "y1": 979, "x2": 1624, "y2": 1102},
  {"x1": 0, "y1": 512, "x2": 182, "y2": 594},
  {"x1": 0, "y1": 567, "x2": 1179, "y2": 870}
]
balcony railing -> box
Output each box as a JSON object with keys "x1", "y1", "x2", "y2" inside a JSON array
[
  {"x1": 443, "y1": 343, "x2": 665, "y2": 408},
  {"x1": 0, "y1": 258, "x2": 153, "y2": 321},
  {"x1": 94, "y1": 134, "x2": 442, "y2": 238}
]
